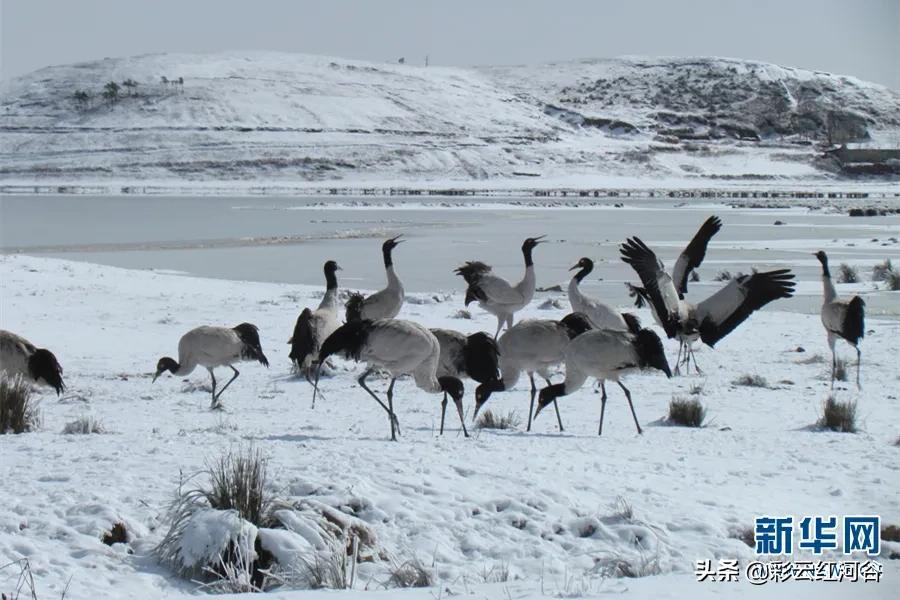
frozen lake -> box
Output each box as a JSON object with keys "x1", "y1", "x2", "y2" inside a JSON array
[{"x1": 1, "y1": 194, "x2": 899, "y2": 315}]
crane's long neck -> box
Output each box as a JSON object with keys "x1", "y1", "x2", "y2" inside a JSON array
[
  {"x1": 320, "y1": 268, "x2": 339, "y2": 310},
  {"x1": 383, "y1": 248, "x2": 402, "y2": 291},
  {"x1": 819, "y1": 257, "x2": 837, "y2": 303},
  {"x1": 517, "y1": 246, "x2": 536, "y2": 299}
]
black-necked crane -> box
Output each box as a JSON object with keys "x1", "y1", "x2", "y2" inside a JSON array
[
  {"x1": 430, "y1": 329, "x2": 500, "y2": 436},
  {"x1": 312, "y1": 319, "x2": 465, "y2": 441},
  {"x1": 473, "y1": 312, "x2": 615, "y2": 432},
  {"x1": 814, "y1": 251, "x2": 865, "y2": 388},
  {"x1": 624, "y1": 216, "x2": 722, "y2": 372},
  {"x1": 568, "y1": 257, "x2": 631, "y2": 331},
  {"x1": 0, "y1": 329, "x2": 65, "y2": 395},
  {"x1": 455, "y1": 236, "x2": 545, "y2": 339},
  {"x1": 153, "y1": 323, "x2": 269, "y2": 408},
  {"x1": 345, "y1": 236, "x2": 405, "y2": 322},
  {"x1": 534, "y1": 327, "x2": 671, "y2": 435},
  {"x1": 289, "y1": 260, "x2": 341, "y2": 385},
  {"x1": 621, "y1": 237, "x2": 795, "y2": 372}
]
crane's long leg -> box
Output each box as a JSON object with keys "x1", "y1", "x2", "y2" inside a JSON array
[
  {"x1": 358, "y1": 368, "x2": 400, "y2": 435},
  {"x1": 439, "y1": 392, "x2": 448, "y2": 435},
  {"x1": 673, "y1": 342, "x2": 683, "y2": 376},
  {"x1": 493, "y1": 316, "x2": 504, "y2": 340},
  {"x1": 689, "y1": 346, "x2": 702, "y2": 375},
  {"x1": 208, "y1": 368, "x2": 218, "y2": 408},
  {"x1": 386, "y1": 378, "x2": 398, "y2": 442},
  {"x1": 543, "y1": 376, "x2": 564, "y2": 432},
  {"x1": 830, "y1": 349, "x2": 837, "y2": 390},
  {"x1": 453, "y1": 395, "x2": 469, "y2": 438},
  {"x1": 856, "y1": 347, "x2": 862, "y2": 390},
  {"x1": 526, "y1": 373, "x2": 537, "y2": 432},
  {"x1": 213, "y1": 366, "x2": 240, "y2": 407},
  {"x1": 598, "y1": 381, "x2": 608, "y2": 436},
  {"x1": 617, "y1": 380, "x2": 643, "y2": 435}
]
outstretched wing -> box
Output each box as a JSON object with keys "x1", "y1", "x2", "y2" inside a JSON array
[
  {"x1": 619, "y1": 237, "x2": 680, "y2": 339},
  {"x1": 671, "y1": 216, "x2": 722, "y2": 297},
  {"x1": 695, "y1": 269, "x2": 795, "y2": 347},
  {"x1": 454, "y1": 261, "x2": 492, "y2": 285}
]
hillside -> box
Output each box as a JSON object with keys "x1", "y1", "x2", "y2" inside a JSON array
[{"x1": 2, "y1": 52, "x2": 899, "y2": 187}]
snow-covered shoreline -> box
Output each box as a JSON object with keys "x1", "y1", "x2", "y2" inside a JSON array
[{"x1": 1, "y1": 254, "x2": 898, "y2": 599}]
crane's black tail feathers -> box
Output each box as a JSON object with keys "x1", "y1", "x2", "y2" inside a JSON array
[
  {"x1": 318, "y1": 320, "x2": 374, "y2": 364},
  {"x1": 625, "y1": 282, "x2": 648, "y2": 309},
  {"x1": 288, "y1": 308, "x2": 316, "y2": 370},
  {"x1": 844, "y1": 296, "x2": 865, "y2": 345},
  {"x1": 622, "y1": 313, "x2": 642, "y2": 335},
  {"x1": 463, "y1": 331, "x2": 500, "y2": 384},
  {"x1": 233, "y1": 322, "x2": 269, "y2": 367},
  {"x1": 634, "y1": 329, "x2": 671, "y2": 378},
  {"x1": 345, "y1": 292, "x2": 366, "y2": 322},
  {"x1": 28, "y1": 348, "x2": 65, "y2": 395}
]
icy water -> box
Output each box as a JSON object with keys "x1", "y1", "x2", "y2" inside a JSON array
[{"x1": 1, "y1": 194, "x2": 899, "y2": 315}]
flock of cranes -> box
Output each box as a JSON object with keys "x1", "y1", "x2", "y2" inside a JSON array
[{"x1": 0, "y1": 216, "x2": 867, "y2": 441}]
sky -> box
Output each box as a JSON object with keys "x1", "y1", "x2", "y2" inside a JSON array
[{"x1": 1, "y1": 0, "x2": 898, "y2": 89}]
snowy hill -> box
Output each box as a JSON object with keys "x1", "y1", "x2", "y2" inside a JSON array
[{"x1": 2, "y1": 52, "x2": 899, "y2": 187}]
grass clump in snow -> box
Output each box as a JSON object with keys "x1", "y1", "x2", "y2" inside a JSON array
[
  {"x1": 102, "y1": 522, "x2": 129, "y2": 546},
  {"x1": 62, "y1": 415, "x2": 106, "y2": 434},
  {"x1": 837, "y1": 263, "x2": 858, "y2": 284},
  {"x1": 732, "y1": 373, "x2": 769, "y2": 388},
  {"x1": 479, "y1": 561, "x2": 511, "y2": 583},
  {"x1": 386, "y1": 556, "x2": 433, "y2": 588},
  {"x1": 476, "y1": 409, "x2": 521, "y2": 430},
  {"x1": 204, "y1": 447, "x2": 272, "y2": 526},
  {"x1": 596, "y1": 553, "x2": 661, "y2": 579},
  {"x1": 713, "y1": 270, "x2": 732, "y2": 282},
  {"x1": 882, "y1": 524, "x2": 900, "y2": 542},
  {"x1": 885, "y1": 271, "x2": 900, "y2": 291},
  {"x1": 818, "y1": 395, "x2": 857, "y2": 433},
  {"x1": 0, "y1": 375, "x2": 41, "y2": 434},
  {"x1": 667, "y1": 396, "x2": 706, "y2": 427},
  {"x1": 872, "y1": 259, "x2": 894, "y2": 282}
]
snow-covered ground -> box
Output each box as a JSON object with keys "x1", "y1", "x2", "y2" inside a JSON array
[
  {"x1": 1, "y1": 254, "x2": 898, "y2": 599},
  {"x1": 2, "y1": 52, "x2": 899, "y2": 189}
]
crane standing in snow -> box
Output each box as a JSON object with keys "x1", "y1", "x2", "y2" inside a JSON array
[
  {"x1": 568, "y1": 257, "x2": 631, "y2": 331},
  {"x1": 455, "y1": 236, "x2": 545, "y2": 339},
  {"x1": 534, "y1": 326, "x2": 671, "y2": 435},
  {"x1": 313, "y1": 319, "x2": 465, "y2": 441},
  {"x1": 430, "y1": 328, "x2": 500, "y2": 436},
  {"x1": 288, "y1": 260, "x2": 342, "y2": 386},
  {"x1": 153, "y1": 323, "x2": 269, "y2": 408},
  {"x1": 0, "y1": 330, "x2": 65, "y2": 395},
  {"x1": 345, "y1": 236, "x2": 405, "y2": 322},
  {"x1": 814, "y1": 250, "x2": 865, "y2": 388},
  {"x1": 473, "y1": 312, "x2": 612, "y2": 432}
]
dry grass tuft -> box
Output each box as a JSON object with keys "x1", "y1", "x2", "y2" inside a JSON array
[
  {"x1": 886, "y1": 270, "x2": 900, "y2": 291},
  {"x1": 0, "y1": 375, "x2": 41, "y2": 434},
  {"x1": 102, "y1": 522, "x2": 128, "y2": 545},
  {"x1": 818, "y1": 395, "x2": 857, "y2": 433},
  {"x1": 62, "y1": 415, "x2": 106, "y2": 434},
  {"x1": 667, "y1": 396, "x2": 706, "y2": 427},
  {"x1": 833, "y1": 358, "x2": 848, "y2": 382},
  {"x1": 476, "y1": 409, "x2": 521, "y2": 430},
  {"x1": 387, "y1": 556, "x2": 433, "y2": 588},
  {"x1": 837, "y1": 263, "x2": 858, "y2": 284},
  {"x1": 730, "y1": 526, "x2": 755, "y2": 548},
  {"x1": 881, "y1": 524, "x2": 900, "y2": 542},
  {"x1": 872, "y1": 259, "x2": 894, "y2": 282},
  {"x1": 732, "y1": 374, "x2": 769, "y2": 388}
]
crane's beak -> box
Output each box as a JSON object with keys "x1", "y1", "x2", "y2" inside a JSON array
[
  {"x1": 152, "y1": 371, "x2": 160, "y2": 383},
  {"x1": 568, "y1": 263, "x2": 580, "y2": 271},
  {"x1": 390, "y1": 234, "x2": 404, "y2": 244},
  {"x1": 335, "y1": 265, "x2": 343, "y2": 271},
  {"x1": 533, "y1": 235, "x2": 547, "y2": 244}
]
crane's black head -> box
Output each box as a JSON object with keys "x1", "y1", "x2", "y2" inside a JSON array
[
  {"x1": 473, "y1": 379, "x2": 505, "y2": 420},
  {"x1": 559, "y1": 312, "x2": 593, "y2": 339},
  {"x1": 323, "y1": 260, "x2": 340, "y2": 290},
  {"x1": 438, "y1": 376, "x2": 465, "y2": 404},
  {"x1": 28, "y1": 348, "x2": 65, "y2": 395},
  {"x1": 813, "y1": 251, "x2": 830, "y2": 277},
  {"x1": 569, "y1": 257, "x2": 594, "y2": 282},
  {"x1": 633, "y1": 329, "x2": 671, "y2": 378},
  {"x1": 463, "y1": 332, "x2": 500, "y2": 383},
  {"x1": 521, "y1": 235, "x2": 546, "y2": 267},
  {"x1": 382, "y1": 235, "x2": 403, "y2": 267},
  {"x1": 153, "y1": 356, "x2": 179, "y2": 382}
]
